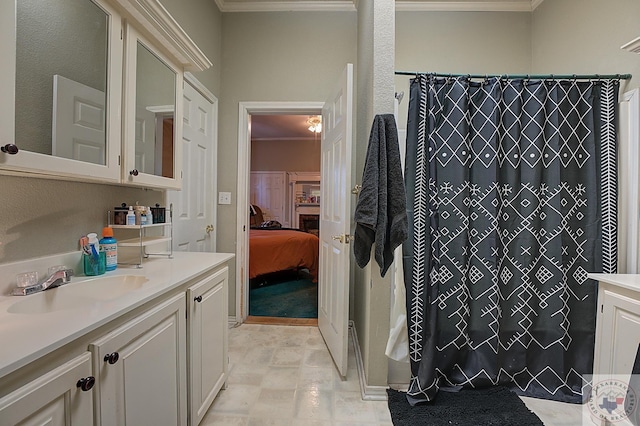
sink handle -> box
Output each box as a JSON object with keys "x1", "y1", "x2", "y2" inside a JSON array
[
  {"x1": 104, "y1": 352, "x2": 120, "y2": 365},
  {"x1": 77, "y1": 376, "x2": 95, "y2": 392}
]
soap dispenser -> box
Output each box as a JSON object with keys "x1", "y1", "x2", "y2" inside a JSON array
[{"x1": 84, "y1": 232, "x2": 106, "y2": 276}]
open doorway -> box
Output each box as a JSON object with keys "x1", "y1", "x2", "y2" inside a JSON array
[{"x1": 247, "y1": 114, "x2": 321, "y2": 321}]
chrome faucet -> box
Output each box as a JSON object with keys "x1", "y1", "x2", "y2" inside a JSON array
[{"x1": 12, "y1": 268, "x2": 74, "y2": 296}]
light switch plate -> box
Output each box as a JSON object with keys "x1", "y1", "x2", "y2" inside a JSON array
[{"x1": 218, "y1": 192, "x2": 231, "y2": 205}]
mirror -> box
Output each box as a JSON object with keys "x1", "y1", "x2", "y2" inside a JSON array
[
  {"x1": 134, "y1": 41, "x2": 176, "y2": 178},
  {"x1": 15, "y1": 0, "x2": 109, "y2": 164}
]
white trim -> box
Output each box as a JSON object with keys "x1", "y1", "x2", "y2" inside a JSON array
[
  {"x1": 236, "y1": 102, "x2": 324, "y2": 322},
  {"x1": 349, "y1": 321, "x2": 389, "y2": 401},
  {"x1": 215, "y1": 0, "x2": 355, "y2": 12},
  {"x1": 621, "y1": 37, "x2": 640, "y2": 54},
  {"x1": 184, "y1": 72, "x2": 216, "y2": 104},
  {"x1": 620, "y1": 89, "x2": 640, "y2": 273},
  {"x1": 395, "y1": 1, "x2": 535, "y2": 12},
  {"x1": 110, "y1": 0, "x2": 212, "y2": 71},
  {"x1": 215, "y1": 0, "x2": 540, "y2": 12},
  {"x1": 531, "y1": 0, "x2": 544, "y2": 10}
]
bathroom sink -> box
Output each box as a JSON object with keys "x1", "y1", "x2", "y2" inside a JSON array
[{"x1": 8, "y1": 275, "x2": 148, "y2": 314}]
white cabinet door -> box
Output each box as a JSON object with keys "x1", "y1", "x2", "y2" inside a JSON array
[
  {"x1": 90, "y1": 293, "x2": 187, "y2": 426},
  {"x1": 0, "y1": 353, "x2": 94, "y2": 426},
  {"x1": 0, "y1": 0, "x2": 122, "y2": 183},
  {"x1": 123, "y1": 24, "x2": 184, "y2": 190},
  {"x1": 187, "y1": 267, "x2": 228, "y2": 425},
  {"x1": 596, "y1": 289, "x2": 640, "y2": 376}
]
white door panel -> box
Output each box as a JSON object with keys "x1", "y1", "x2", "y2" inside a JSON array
[
  {"x1": 318, "y1": 64, "x2": 353, "y2": 377},
  {"x1": 167, "y1": 79, "x2": 216, "y2": 252},
  {"x1": 52, "y1": 74, "x2": 105, "y2": 165}
]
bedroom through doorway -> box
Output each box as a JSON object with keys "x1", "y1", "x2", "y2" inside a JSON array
[{"x1": 247, "y1": 113, "x2": 321, "y2": 322}]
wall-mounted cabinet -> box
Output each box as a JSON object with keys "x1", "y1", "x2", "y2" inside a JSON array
[
  {"x1": 0, "y1": 0, "x2": 211, "y2": 189},
  {"x1": 0, "y1": 0, "x2": 123, "y2": 183}
]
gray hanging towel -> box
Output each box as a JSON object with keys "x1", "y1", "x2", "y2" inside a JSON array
[{"x1": 353, "y1": 114, "x2": 408, "y2": 277}]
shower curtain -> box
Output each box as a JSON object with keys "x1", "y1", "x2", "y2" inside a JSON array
[{"x1": 403, "y1": 74, "x2": 618, "y2": 405}]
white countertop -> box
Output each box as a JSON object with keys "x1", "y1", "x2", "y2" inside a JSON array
[
  {"x1": 0, "y1": 252, "x2": 234, "y2": 380},
  {"x1": 588, "y1": 273, "x2": 640, "y2": 293}
]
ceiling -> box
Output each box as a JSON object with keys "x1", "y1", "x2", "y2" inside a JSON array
[
  {"x1": 215, "y1": 0, "x2": 544, "y2": 13},
  {"x1": 251, "y1": 114, "x2": 322, "y2": 141}
]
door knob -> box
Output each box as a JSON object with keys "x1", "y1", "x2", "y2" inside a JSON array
[
  {"x1": 332, "y1": 234, "x2": 354, "y2": 244},
  {"x1": 1, "y1": 144, "x2": 19, "y2": 155},
  {"x1": 104, "y1": 352, "x2": 119, "y2": 365},
  {"x1": 205, "y1": 224, "x2": 214, "y2": 234},
  {"x1": 77, "y1": 376, "x2": 96, "y2": 392}
]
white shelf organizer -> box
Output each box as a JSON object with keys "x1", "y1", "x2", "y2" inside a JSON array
[{"x1": 108, "y1": 205, "x2": 173, "y2": 268}]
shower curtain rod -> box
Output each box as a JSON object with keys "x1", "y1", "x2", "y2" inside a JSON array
[{"x1": 395, "y1": 71, "x2": 632, "y2": 80}]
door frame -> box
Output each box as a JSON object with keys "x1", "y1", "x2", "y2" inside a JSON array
[{"x1": 236, "y1": 101, "x2": 324, "y2": 323}]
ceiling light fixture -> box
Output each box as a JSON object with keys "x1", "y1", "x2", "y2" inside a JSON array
[{"x1": 307, "y1": 115, "x2": 322, "y2": 133}]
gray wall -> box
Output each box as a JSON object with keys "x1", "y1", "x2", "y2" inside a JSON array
[
  {"x1": 251, "y1": 140, "x2": 320, "y2": 172},
  {"x1": 218, "y1": 11, "x2": 357, "y2": 315},
  {"x1": 531, "y1": 0, "x2": 640, "y2": 92},
  {"x1": 394, "y1": 11, "x2": 532, "y2": 129}
]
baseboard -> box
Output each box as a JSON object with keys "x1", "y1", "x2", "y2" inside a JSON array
[
  {"x1": 349, "y1": 320, "x2": 389, "y2": 401},
  {"x1": 228, "y1": 316, "x2": 240, "y2": 328}
]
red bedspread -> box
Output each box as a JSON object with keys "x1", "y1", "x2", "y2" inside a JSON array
[{"x1": 249, "y1": 229, "x2": 319, "y2": 282}]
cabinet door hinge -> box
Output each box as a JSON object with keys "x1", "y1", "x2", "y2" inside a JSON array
[
  {"x1": 120, "y1": 29, "x2": 123, "y2": 40},
  {"x1": 118, "y1": 155, "x2": 121, "y2": 166},
  {"x1": 601, "y1": 304, "x2": 604, "y2": 313}
]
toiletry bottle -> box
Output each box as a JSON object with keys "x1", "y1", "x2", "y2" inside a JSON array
[
  {"x1": 126, "y1": 206, "x2": 136, "y2": 225},
  {"x1": 140, "y1": 208, "x2": 147, "y2": 226},
  {"x1": 100, "y1": 227, "x2": 118, "y2": 271},
  {"x1": 145, "y1": 206, "x2": 154, "y2": 224},
  {"x1": 134, "y1": 205, "x2": 143, "y2": 225},
  {"x1": 84, "y1": 232, "x2": 106, "y2": 276}
]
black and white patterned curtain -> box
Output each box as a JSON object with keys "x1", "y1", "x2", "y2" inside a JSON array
[{"x1": 403, "y1": 75, "x2": 618, "y2": 405}]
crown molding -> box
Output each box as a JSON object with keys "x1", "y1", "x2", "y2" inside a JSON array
[
  {"x1": 622, "y1": 36, "x2": 640, "y2": 54},
  {"x1": 216, "y1": 0, "x2": 542, "y2": 13},
  {"x1": 395, "y1": 1, "x2": 538, "y2": 12},
  {"x1": 215, "y1": 0, "x2": 356, "y2": 12},
  {"x1": 110, "y1": 0, "x2": 212, "y2": 71}
]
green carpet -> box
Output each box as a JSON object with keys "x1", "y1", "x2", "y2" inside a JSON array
[{"x1": 249, "y1": 277, "x2": 318, "y2": 318}]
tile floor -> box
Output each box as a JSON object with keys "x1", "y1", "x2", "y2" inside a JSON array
[{"x1": 202, "y1": 323, "x2": 587, "y2": 425}]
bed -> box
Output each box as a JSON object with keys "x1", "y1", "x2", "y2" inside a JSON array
[{"x1": 249, "y1": 228, "x2": 319, "y2": 282}]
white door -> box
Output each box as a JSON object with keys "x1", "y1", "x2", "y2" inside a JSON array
[
  {"x1": 318, "y1": 63, "x2": 353, "y2": 377},
  {"x1": 52, "y1": 75, "x2": 106, "y2": 165},
  {"x1": 250, "y1": 171, "x2": 286, "y2": 223},
  {"x1": 167, "y1": 78, "x2": 217, "y2": 252}
]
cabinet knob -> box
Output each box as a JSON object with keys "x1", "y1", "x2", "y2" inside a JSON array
[
  {"x1": 129, "y1": 169, "x2": 139, "y2": 176},
  {"x1": 77, "y1": 376, "x2": 95, "y2": 392},
  {"x1": 194, "y1": 295, "x2": 203, "y2": 303},
  {"x1": 104, "y1": 352, "x2": 120, "y2": 364},
  {"x1": 1, "y1": 144, "x2": 19, "y2": 155}
]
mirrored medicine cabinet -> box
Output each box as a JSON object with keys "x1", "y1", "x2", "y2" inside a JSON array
[{"x1": 0, "y1": 0, "x2": 210, "y2": 189}]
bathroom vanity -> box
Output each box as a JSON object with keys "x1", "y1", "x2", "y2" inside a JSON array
[{"x1": 0, "y1": 252, "x2": 233, "y2": 426}]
